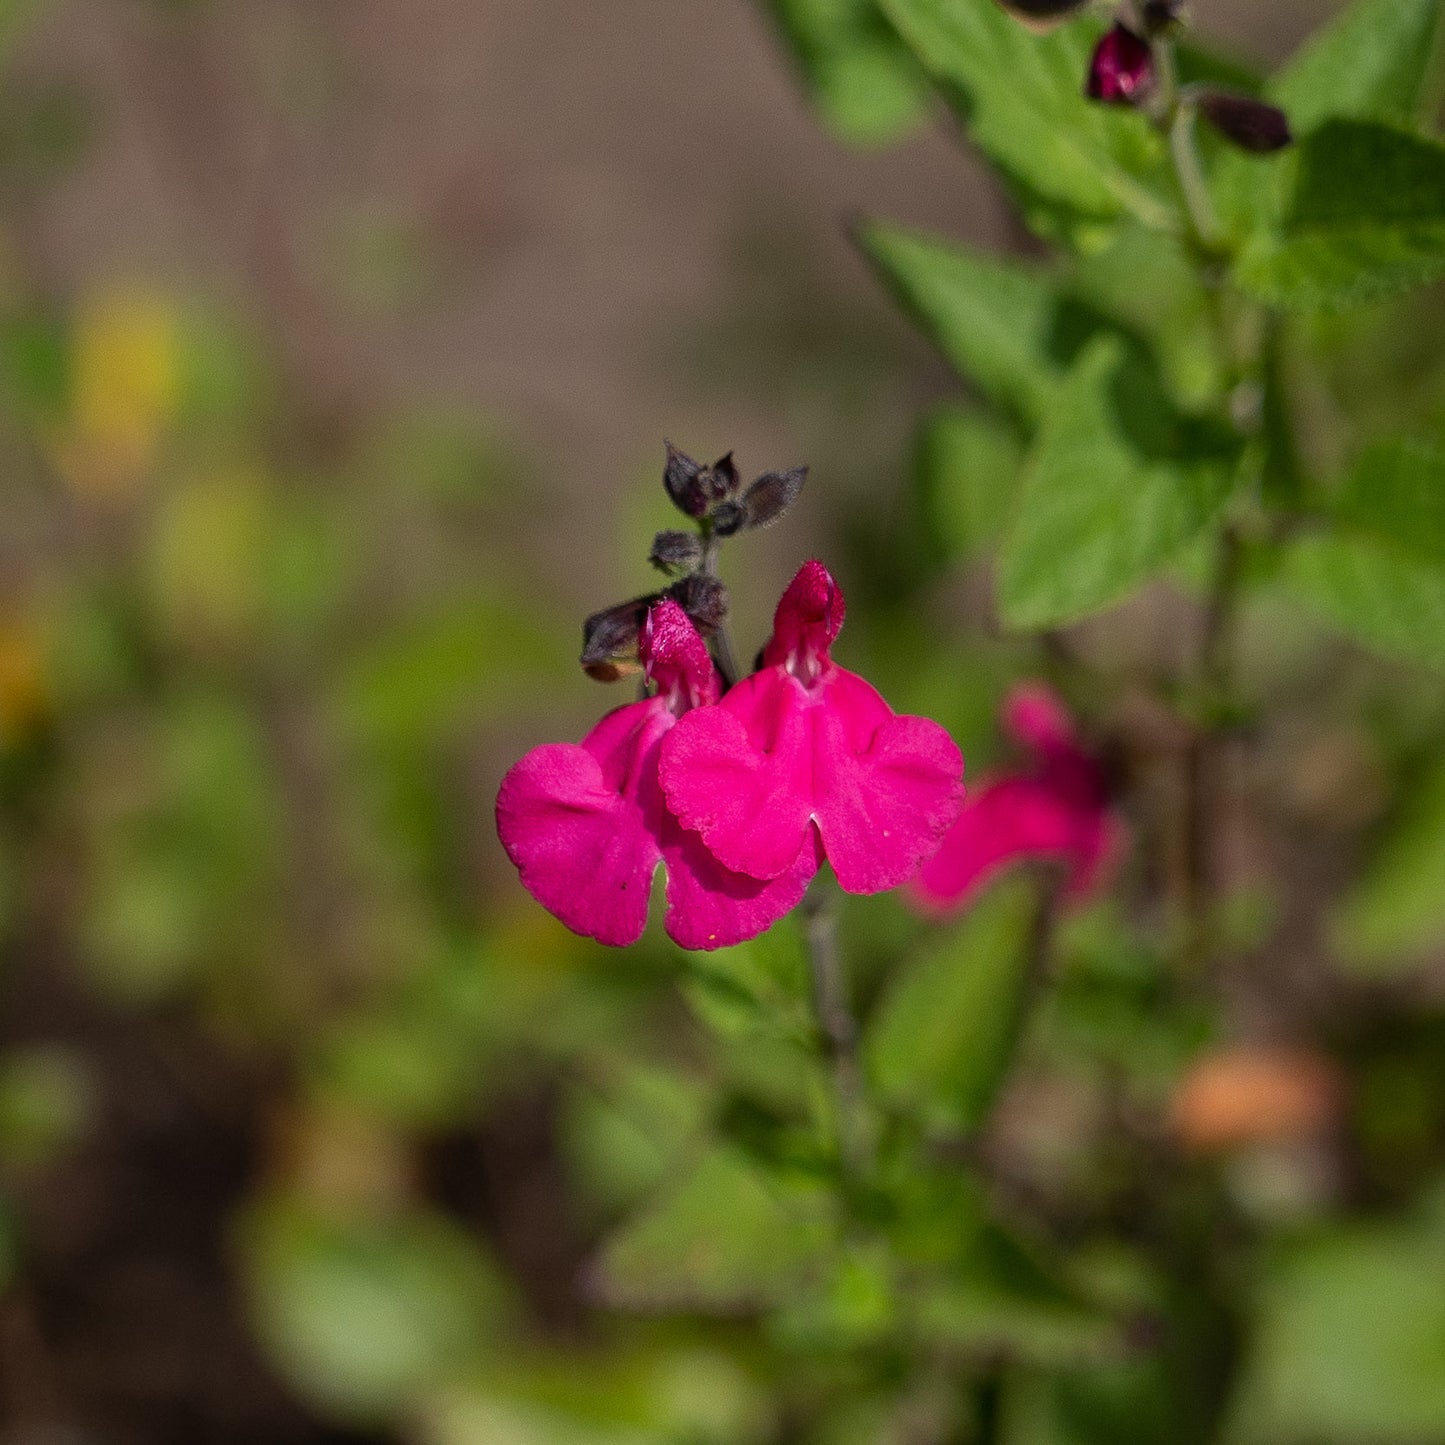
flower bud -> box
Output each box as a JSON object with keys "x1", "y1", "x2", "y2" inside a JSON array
[
  {"x1": 1085, "y1": 24, "x2": 1154, "y2": 106},
  {"x1": 649, "y1": 529, "x2": 704, "y2": 575},
  {"x1": 740, "y1": 465, "x2": 807, "y2": 530},
  {"x1": 667, "y1": 573, "x2": 728, "y2": 636},
  {"x1": 701, "y1": 451, "x2": 740, "y2": 507},
  {"x1": 708, "y1": 500, "x2": 746, "y2": 537},
  {"x1": 580, "y1": 595, "x2": 655, "y2": 681},
  {"x1": 663, "y1": 441, "x2": 708, "y2": 518},
  {"x1": 662, "y1": 441, "x2": 744, "y2": 520},
  {"x1": 1197, "y1": 90, "x2": 1293, "y2": 153}
]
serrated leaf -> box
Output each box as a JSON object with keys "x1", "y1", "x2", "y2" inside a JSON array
[
  {"x1": 1280, "y1": 530, "x2": 1445, "y2": 669},
  {"x1": 866, "y1": 877, "x2": 1038, "y2": 1132},
  {"x1": 762, "y1": 0, "x2": 928, "y2": 146},
  {"x1": 916, "y1": 404, "x2": 1024, "y2": 563},
  {"x1": 591, "y1": 1147, "x2": 834, "y2": 1311},
  {"x1": 1334, "y1": 437, "x2": 1445, "y2": 564},
  {"x1": 1333, "y1": 759, "x2": 1445, "y2": 970},
  {"x1": 998, "y1": 339, "x2": 1234, "y2": 629},
  {"x1": 876, "y1": 0, "x2": 1174, "y2": 230},
  {"x1": 1236, "y1": 121, "x2": 1445, "y2": 310}
]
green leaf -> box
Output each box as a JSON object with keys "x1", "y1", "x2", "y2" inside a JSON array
[
  {"x1": 1237, "y1": 121, "x2": 1445, "y2": 310},
  {"x1": 998, "y1": 339, "x2": 1235, "y2": 629},
  {"x1": 1334, "y1": 436, "x2": 1445, "y2": 564},
  {"x1": 1272, "y1": 0, "x2": 1444, "y2": 133},
  {"x1": 762, "y1": 0, "x2": 928, "y2": 146},
  {"x1": 1280, "y1": 529, "x2": 1445, "y2": 668},
  {"x1": 859, "y1": 221, "x2": 1065, "y2": 420},
  {"x1": 915, "y1": 404, "x2": 1024, "y2": 562},
  {"x1": 1226, "y1": 1201, "x2": 1445, "y2": 1443},
  {"x1": 1213, "y1": 0, "x2": 1444, "y2": 238},
  {"x1": 876, "y1": 0, "x2": 1173, "y2": 229},
  {"x1": 591, "y1": 1146, "x2": 835, "y2": 1311},
  {"x1": 242, "y1": 1196, "x2": 511, "y2": 1422},
  {"x1": 866, "y1": 877, "x2": 1039, "y2": 1133},
  {"x1": 1334, "y1": 759, "x2": 1445, "y2": 970}
]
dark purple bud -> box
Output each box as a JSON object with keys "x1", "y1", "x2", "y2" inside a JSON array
[
  {"x1": 580, "y1": 594, "x2": 657, "y2": 681},
  {"x1": 667, "y1": 573, "x2": 728, "y2": 636},
  {"x1": 1197, "y1": 90, "x2": 1293, "y2": 153},
  {"x1": 702, "y1": 452, "x2": 741, "y2": 505},
  {"x1": 740, "y1": 465, "x2": 807, "y2": 530},
  {"x1": 994, "y1": 0, "x2": 1089, "y2": 31},
  {"x1": 1139, "y1": 0, "x2": 1186, "y2": 35},
  {"x1": 709, "y1": 500, "x2": 746, "y2": 537},
  {"x1": 649, "y1": 529, "x2": 704, "y2": 575},
  {"x1": 1085, "y1": 24, "x2": 1155, "y2": 105},
  {"x1": 663, "y1": 440, "x2": 708, "y2": 518}
]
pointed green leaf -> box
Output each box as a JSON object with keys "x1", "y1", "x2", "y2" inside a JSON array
[
  {"x1": 762, "y1": 0, "x2": 928, "y2": 146},
  {"x1": 999, "y1": 340, "x2": 1234, "y2": 629},
  {"x1": 876, "y1": 0, "x2": 1174, "y2": 229},
  {"x1": 1237, "y1": 121, "x2": 1445, "y2": 310},
  {"x1": 859, "y1": 221, "x2": 1065, "y2": 420},
  {"x1": 865, "y1": 877, "x2": 1038, "y2": 1133}
]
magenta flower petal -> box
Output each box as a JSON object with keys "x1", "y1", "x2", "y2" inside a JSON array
[
  {"x1": 662, "y1": 819, "x2": 823, "y2": 952},
  {"x1": 907, "y1": 684, "x2": 1121, "y2": 916},
  {"x1": 498, "y1": 598, "x2": 814, "y2": 949},
  {"x1": 659, "y1": 560, "x2": 965, "y2": 893},
  {"x1": 656, "y1": 669, "x2": 815, "y2": 881},
  {"x1": 496, "y1": 733, "x2": 663, "y2": 948},
  {"x1": 813, "y1": 706, "x2": 970, "y2": 894}
]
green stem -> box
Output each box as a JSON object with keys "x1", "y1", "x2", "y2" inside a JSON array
[
  {"x1": 800, "y1": 876, "x2": 867, "y2": 1180},
  {"x1": 1169, "y1": 94, "x2": 1223, "y2": 254}
]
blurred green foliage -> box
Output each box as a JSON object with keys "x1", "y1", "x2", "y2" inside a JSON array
[{"x1": 0, "y1": 0, "x2": 1444, "y2": 1442}]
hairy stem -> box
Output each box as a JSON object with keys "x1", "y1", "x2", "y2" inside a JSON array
[{"x1": 698, "y1": 530, "x2": 740, "y2": 688}]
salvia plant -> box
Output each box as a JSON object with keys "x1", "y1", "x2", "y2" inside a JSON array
[{"x1": 489, "y1": 0, "x2": 1445, "y2": 1439}]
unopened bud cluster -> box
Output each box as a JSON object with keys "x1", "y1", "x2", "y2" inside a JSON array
[
  {"x1": 579, "y1": 441, "x2": 808, "y2": 683},
  {"x1": 1047, "y1": 0, "x2": 1292, "y2": 156}
]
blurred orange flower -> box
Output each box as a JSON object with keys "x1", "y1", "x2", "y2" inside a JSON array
[{"x1": 1170, "y1": 1046, "x2": 1343, "y2": 1153}]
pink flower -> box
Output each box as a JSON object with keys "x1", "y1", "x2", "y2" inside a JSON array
[
  {"x1": 658, "y1": 561, "x2": 965, "y2": 894},
  {"x1": 908, "y1": 684, "x2": 1121, "y2": 916},
  {"x1": 496, "y1": 601, "x2": 819, "y2": 951}
]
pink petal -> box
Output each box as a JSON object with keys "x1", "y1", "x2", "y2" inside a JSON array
[
  {"x1": 641, "y1": 599, "x2": 718, "y2": 709},
  {"x1": 763, "y1": 559, "x2": 845, "y2": 673},
  {"x1": 495, "y1": 739, "x2": 661, "y2": 947},
  {"x1": 660, "y1": 664, "x2": 965, "y2": 893},
  {"x1": 662, "y1": 819, "x2": 822, "y2": 952},
  {"x1": 657, "y1": 668, "x2": 815, "y2": 881},
  {"x1": 908, "y1": 772, "x2": 1117, "y2": 915},
  {"x1": 813, "y1": 704, "x2": 966, "y2": 894},
  {"x1": 1003, "y1": 683, "x2": 1078, "y2": 758}
]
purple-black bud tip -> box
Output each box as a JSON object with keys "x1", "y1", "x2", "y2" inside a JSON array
[
  {"x1": 1197, "y1": 90, "x2": 1293, "y2": 154},
  {"x1": 1085, "y1": 24, "x2": 1154, "y2": 105}
]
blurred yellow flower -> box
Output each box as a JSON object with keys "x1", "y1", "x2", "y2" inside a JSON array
[{"x1": 52, "y1": 289, "x2": 181, "y2": 501}]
